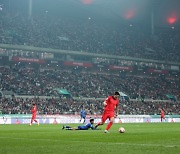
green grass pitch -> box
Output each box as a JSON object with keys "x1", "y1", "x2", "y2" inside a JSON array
[{"x1": 0, "y1": 123, "x2": 180, "y2": 154}]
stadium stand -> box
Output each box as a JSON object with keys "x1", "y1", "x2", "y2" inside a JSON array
[
  {"x1": 0, "y1": 11, "x2": 179, "y2": 62},
  {"x1": 0, "y1": 3, "x2": 179, "y2": 115}
]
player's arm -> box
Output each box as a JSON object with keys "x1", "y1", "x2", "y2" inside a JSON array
[
  {"x1": 103, "y1": 96, "x2": 110, "y2": 107},
  {"x1": 115, "y1": 104, "x2": 119, "y2": 117},
  {"x1": 91, "y1": 125, "x2": 95, "y2": 130},
  {"x1": 91, "y1": 126, "x2": 101, "y2": 130},
  {"x1": 103, "y1": 101, "x2": 107, "y2": 107}
]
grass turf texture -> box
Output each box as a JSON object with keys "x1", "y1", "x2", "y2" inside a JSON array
[{"x1": 0, "y1": 123, "x2": 180, "y2": 154}]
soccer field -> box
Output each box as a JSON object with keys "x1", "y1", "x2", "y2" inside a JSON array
[{"x1": 0, "y1": 123, "x2": 179, "y2": 154}]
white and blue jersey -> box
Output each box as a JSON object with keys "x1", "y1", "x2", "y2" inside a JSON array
[{"x1": 77, "y1": 123, "x2": 94, "y2": 130}]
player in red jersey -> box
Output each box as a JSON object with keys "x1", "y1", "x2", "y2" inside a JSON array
[
  {"x1": 29, "y1": 103, "x2": 39, "y2": 126},
  {"x1": 160, "y1": 108, "x2": 166, "y2": 122},
  {"x1": 95, "y1": 91, "x2": 120, "y2": 133}
]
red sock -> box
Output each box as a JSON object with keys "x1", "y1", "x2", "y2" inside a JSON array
[
  {"x1": 95, "y1": 122, "x2": 103, "y2": 128},
  {"x1": 34, "y1": 119, "x2": 38, "y2": 123},
  {"x1": 106, "y1": 122, "x2": 113, "y2": 131}
]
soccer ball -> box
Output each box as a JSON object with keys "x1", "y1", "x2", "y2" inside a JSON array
[{"x1": 119, "y1": 127, "x2": 125, "y2": 133}]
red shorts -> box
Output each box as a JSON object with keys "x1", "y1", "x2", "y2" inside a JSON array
[
  {"x1": 31, "y1": 115, "x2": 36, "y2": 119},
  {"x1": 161, "y1": 115, "x2": 165, "y2": 119},
  {"x1": 101, "y1": 111, "x2": 114, "y2": 123}
]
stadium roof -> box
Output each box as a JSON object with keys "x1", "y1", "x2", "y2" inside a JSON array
[{"x1": 1, "y1": 0, "x2": 180, "y2": 27}]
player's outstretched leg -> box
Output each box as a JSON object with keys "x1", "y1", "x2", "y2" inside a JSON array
[
  {"x1": 34, "y1": 119, "x2": 39, "y2": 125},
  {"x1": 62, "y1": 125, "x2": 73, "y2": 130},
  {"x1": 95, "y1": 122, "x2": 103, "y2": 129}
]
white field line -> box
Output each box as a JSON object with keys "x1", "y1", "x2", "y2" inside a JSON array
[{"x1": 0, "y1": 136, "x2": 179, "y2": 148}]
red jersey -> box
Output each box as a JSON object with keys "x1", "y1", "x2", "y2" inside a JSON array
[
  {"x1": 161, "y1": 110, "x2": 164, "y2": 117},
  {"x1": 31, "y1": 105, "x2": 37, "y2": 115},
  {"x1": 104, "y1": 96, "x2": 119, "y2": 112}
]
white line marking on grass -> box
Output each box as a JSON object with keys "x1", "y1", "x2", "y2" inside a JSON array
[{"x1": 0, "y1": 136, "x2": 179, "y2": 148}]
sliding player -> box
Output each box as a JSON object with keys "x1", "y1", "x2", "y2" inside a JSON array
[{"x1": 62, "y1": 118, "x2": 95, "y2": 130}]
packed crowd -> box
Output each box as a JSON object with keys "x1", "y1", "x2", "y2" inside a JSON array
[
  {"x1": 0, "y1": 65, "x2": 179, "y2": 100},
  {"x1": 0, "y1": 7, "x2": 179, "y2": 116},
  {"x1": 0, "y1": 11, "x2": 179, "y2": 63},
  {"x1": 121, "y1": 100, "x2": 180, "y2": 115},
  {"x1": 0, "y1": 97, "x2": 179, "y2": 115}
]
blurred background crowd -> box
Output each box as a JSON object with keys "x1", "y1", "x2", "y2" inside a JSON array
[{"x1": 0, "y1": 0, "x2": 179, "y2": 115}]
